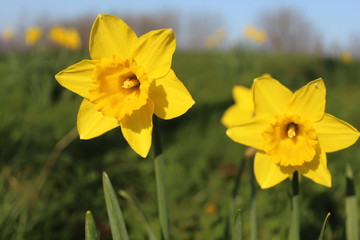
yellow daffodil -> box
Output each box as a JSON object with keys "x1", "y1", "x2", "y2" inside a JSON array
[
  {"x1": 243, "y1": 25, "x2": 267, "y2": 44},
  {"x1": 205, "y1": 36, "x2": 217, "y2": 49},
  {"x1": 25, "y1": 26, "x2": 42, "y2": 46},
  {"x1": 2, "y1": 28, "x2": 14, "y2": 41},
  {"x1": 227, "y1": 75, "x2": 359, "y2": 189},
  {"x1": 340, "y1": 51, "x2": 352, "y2": 64},
  {"x1": 55, "y1": 14, "x2": 194, "y2": 157},
  {"x1": 49, "y1": 26, "x2": 82, "y2": 50},
  {"x1": 221, "y1": 85, "x2": 253, "y2": 128}
]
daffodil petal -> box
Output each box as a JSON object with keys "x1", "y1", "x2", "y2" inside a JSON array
[
  {"x1": 120, "y1": 101, "x2": 154, "y2": 158},
  {"x1": 55, "y1": 60, "x2": 96, "y2": 99},
  {"x1": 77, "y1": 99, "x2": 119, "y2": 139},
  {"x1": 226, "y1": 117, "x2": 269, "y2": 150},
  {"x1": 221, "y1": 104, "x2": 253, "y2": 128},
  {"x1": 132, "y1": 29, "x2": 175, "y2": 79},
  {"x1": 253, "y1": 77, "x2": 293, "y2": 117},
  {"x1": 233, "y1": 85, "x2": 252, "y2": 105},
  {"x1": 150, "y1": 69, "x2": 194, "y2": 120},
  {"x1": 254, "y1": 151, "x2": 289, "y2": 189},
  {"x1": 300, "y1": 146, "x2": 331, "y2": 187},
  {"x1": 314, "y1": 113, "x2": 359, "y2": 152},
  {"x1": 289, "y1": 78, "x2": 325, "y2": 121},
  {"x1": 90, "y1": 14, "x2": 137, "y2": 60}
]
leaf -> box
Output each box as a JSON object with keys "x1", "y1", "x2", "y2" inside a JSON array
[
  {"x1": 154, "y1": 154, "x2": 170, "y2": 240},
  {"x1": 232, "y1": 209, "x2": 243, "y2": 240},
  {"x1": 103, "y1": 172, "x2": 129, "y2": 240},
  {"x1": 318, "y1": 213, "x2": 330, "y2": 240},
  {"x1": 346, "y1": 164, "x2": 358, "y2": 240},
  {"x1": 119, "y1": 190, "x2": 157, "y2": 240},
  {"x1": 85, "y1": 211, "x2": 100, "y2": 240}
]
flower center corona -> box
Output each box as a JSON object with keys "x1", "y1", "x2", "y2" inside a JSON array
[
  {"x1": 287, "y1": 122, "x2": 297, "y2": 138},
  {"x1": 89, "y1": 56, "x2": 150, "y2": 120},
  {"x1": 122, "y1": 76, "x2": 140, "y2": 89},
  {"x1": 262, "y1": 114, "x2": 318, "y2": 167}
]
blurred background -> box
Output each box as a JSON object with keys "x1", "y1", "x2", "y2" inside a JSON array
[
  {"x1": 1, "y1": 0, "x2": 360, "y2": 239},
  {"x1": 2, "y1": 0, "x2": 360, "y2": 55}
]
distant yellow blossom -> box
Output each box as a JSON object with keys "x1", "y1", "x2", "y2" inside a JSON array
[
  {"x1": 214, "y1": 29, "x2": 226, "y2": 41},
  {"x1": 49, "y1": 26, "x2": 81, "y2": 50},
  {"x1": 2, "y1": 28, "x2": 14, "y2": 41},
  {"x1": 205, "y1": 29, "x2": 227, "y2": 49},
  {"x1": 55, "y1": 14, "x2": 194, "y2": 157},
  {"x1": 25, "y1": 26, "x2": 42, "y2": 45},
  {"x1": 340, "y1": 51, "x2": 352, "y2": 64},
  {"x1": 227, "y1": 75, "x2": 359, "y2": 189},
  {"x1": 205, "y1": 36, "x2": 217, "y2": 49},
  {"x1": 243, "y1": 25, "x2": 267, "y2": 44}
]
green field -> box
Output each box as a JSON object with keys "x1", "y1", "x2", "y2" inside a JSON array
[{"x1": 0, "y1": 47, "x2": 359, "y2": 239}]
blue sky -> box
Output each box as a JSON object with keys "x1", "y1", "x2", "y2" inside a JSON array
[{"x1": 2, "y1": 0, "x2": 360, "y2": 49}]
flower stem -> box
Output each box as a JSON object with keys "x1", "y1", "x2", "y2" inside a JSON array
[
  {"x1": 153, "y1": 117, "x2": 170, "y2": 240},
  {"x1": 289, "y1": 171, "x2": 300, "y2": 240},
  {"x1": 153, "y1": 117, "x2": 163, "y2": 157},
  {"x1": 250, "y1": 159, "x2": 257, "y2": 240}
]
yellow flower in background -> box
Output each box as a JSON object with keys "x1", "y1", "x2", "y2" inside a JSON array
[
  {"x1": 205, "y1": 29, "x2": 227, "y2": 49},
  {"x1": 2, "y1": 28, "x2": 14, "y2": 41},
  {"x1": 243, "y1": 25, "x2": 267, "y2": 44},
  {"x1": 25, "y1": 26, "x2": 42, "y2": 46},
  {"x1": 205, "y1": 36, "x2": 217, "y2": 49},
  {"x1": 55, "y1": 14, "x2": 194, "y2": 157},
  {"x1": 254, "y1": 29, "x2": 267, "y2": 44},
  {"x1": 49, "y1": 26, "x2": 81, "y2": 50},
  {"x1": 65, "y1": 28, "x2": 82, "y2": 49},
  {"x1": 214, "y1": 29, "x2": 226, "y2": 41},
  {"x1": 227, "y1": 75, "x2": 359, "y2": 189},
  {"x1": 340, "y1": 51, "x2": 352, "y2": 64}
]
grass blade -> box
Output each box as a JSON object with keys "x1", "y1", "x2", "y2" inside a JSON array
[
  {"x1": 103, "y1": 172, "x2": 129, "y2": 240},
  {"x1": 155, "y1": 154, "x2": 170, "y2": 240},
  {"x1": 119, "y1": 190, "x2": 157, "y2": 240},
  {"x1": 232, "y1": 209, "x2": 243, "y2": 240},
  {"x1": 318, "y1": 213, "x2": 330, "y2": 240},
  {"x1": 346, "y1": 164, "x2": 358, "y2": 240},
  {"x1": 85, "y1": 211, "x2": 99, "y2": 240}
]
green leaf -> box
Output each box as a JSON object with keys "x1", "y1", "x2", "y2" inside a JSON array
[
  {"x1": 232, "y1": 209, "x2": 243, "y2": 240},
  {"x1": 318, "y1": 213, "x2": 330, "y2": 240},
  {"x1": 103, "y1": 172, "x2": 129, "y2": 240},
  {"x1": 155, "y1": 154, "x2": 170, "y2": 240},
  {"x1": 346, "y1": 164, "x2": 358, "y2": 240},
  {"x1": 85, "y1": 211, "x2": 99, "y2": 240},
  {"x1": 119, "y1": 190, "x2": 157, "y2": 240}
]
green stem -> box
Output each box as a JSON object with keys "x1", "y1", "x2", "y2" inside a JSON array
[
  {"x1": 289, "y1": 171, "x2": 300, "y2": 240},
  {"x1": 153, "y1": 116, "x2": 163, "y2": 157},
  {"x1": 250, "y1": 159, "x2": 257, "y2": 240},
  {"x1": 153, "y1": 117, "x2": 170, "y2": 240}
]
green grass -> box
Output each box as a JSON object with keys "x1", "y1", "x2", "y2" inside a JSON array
[{"x1": 0, "y1": 47, "x2": 359, "y2": 239}]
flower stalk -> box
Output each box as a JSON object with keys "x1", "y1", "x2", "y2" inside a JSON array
[
  {"x1": 250, "y1": 159, "x2": 257, "y2": 240},
  {"x1": 153, "y1": 117, "x2": 170, "y2": 240},
  {"x1": 289, "y1": 171, "x2": 300, "y2": 240}
]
